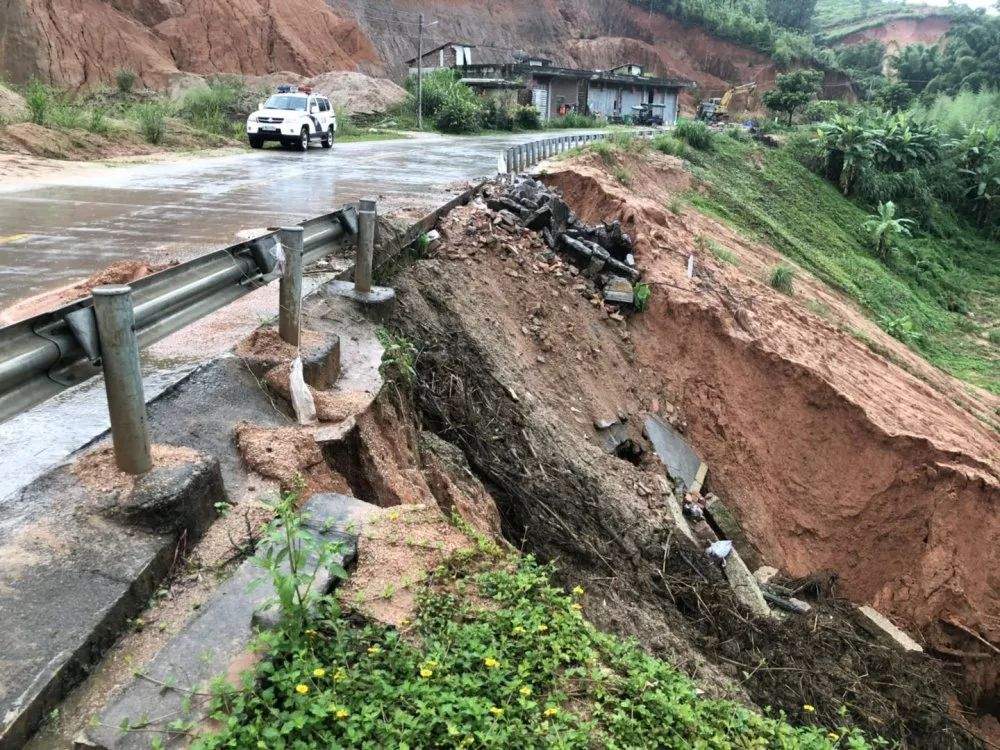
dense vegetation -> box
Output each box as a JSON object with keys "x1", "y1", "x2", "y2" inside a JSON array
[
  {"x1": 680, "y1": 123, "x2": 997, "y2": 393},
  {"x1": 195, "y1": 510, "x2": 873, "y2": 749}
]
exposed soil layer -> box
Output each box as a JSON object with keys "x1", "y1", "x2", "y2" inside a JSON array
[
  {"x1": 834, "y1": 14, "x2": 952, "y2": 51},
  {"x1": 538, "y1": 152, "x2": 1000, "y2": 706},
  {"x1": 389, "y1": 204, "x2": 985, "y2": 745}
]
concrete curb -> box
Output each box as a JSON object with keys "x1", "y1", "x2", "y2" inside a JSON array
[{"x1": 76, "y1": 493, "x2": 377, "y2": 750}]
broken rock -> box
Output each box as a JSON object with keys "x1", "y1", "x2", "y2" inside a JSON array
[{"x1": 603, "y1": 276, "x2": 634, "y2": 305}]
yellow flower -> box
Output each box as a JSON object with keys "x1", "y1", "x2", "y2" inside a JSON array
[
  {"x1": 295, "y1": 683, "x2": 309, "y2": 695},
  {"x1": 333, "y1": 667, "x2": 347, "y2": 682},
  {"x1": 484, "y1": 657, "x2": 500, "y2": 669},
  {"x1": 519, "y1": 686, "x2": 532, "y2": 697},
  {"x1": 537, "y1": 624, "x2": 549, "y2": 633},
  {"x1": 544, "y1": 707, "x2": 558, "y2": 717},
  {"x1": 572, "y1": 586, "x2": 584, "y2": 596},
  {"x1": 570, "y1": 603, "x2": 582, "y2": 611},
  {"x1": 305, "y1": 628, "x2": 317, "y2": 638},
  {"x1": 827, "y1": 732, "x2": 840, "y2": 741},
  {"x1": 332, "y1": 707, "x2": 349, "y2": 720},
  {"x1": 803, "y1": 704, "x2": 815, "y2": 713},
  {"x1": 420, "y1": 667, "x2": 434, "y2": 678},
  {"x1": 512, "y1": 626, "x2": 526, "y2": 635},
  {"x1": 489, "y1": 707, "x2": 504, "y2": 717},
  {"x1": 313, "y1": 668, "x2": 326, "y2": 678},
  {"x1": 389, "y1": 511, "x2": 400, "y2": 521},
  {"x1": 367, "y1": 645, "x2": 382, "y2": 655}
]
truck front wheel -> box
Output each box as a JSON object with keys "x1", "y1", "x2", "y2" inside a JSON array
[{"x1": 248, "y1": 135, "x2": 264, "y2": 149}]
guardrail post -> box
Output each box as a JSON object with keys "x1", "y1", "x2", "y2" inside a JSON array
[
  {"x1": 506, "y1": 148, "x2": 514, "y2": 174},
  {"x1": 355, "y1": 199, "x2": 377, "y2": 294},
  {"x1": 278, "y1": 226, "x2": 304, "y2": 347},
  {"x1": 92, "y1": 285, "x2": 152, "y2": 475}
]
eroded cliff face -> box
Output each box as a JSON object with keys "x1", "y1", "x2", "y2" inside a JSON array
[
  {"x1": 1, "y1": 0, "x2": 780, "y2": 92},
  {"x1": 0, "y1": 0, "x2": 381, "y2": 89}
]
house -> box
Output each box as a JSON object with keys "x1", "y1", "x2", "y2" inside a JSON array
[{"x1": 404, "y1": 44, "x2": 692, "y2": 125}]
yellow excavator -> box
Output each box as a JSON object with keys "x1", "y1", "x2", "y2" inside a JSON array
[{"x1": 697, "y1": 82, "x2": 758, "y2": 123}]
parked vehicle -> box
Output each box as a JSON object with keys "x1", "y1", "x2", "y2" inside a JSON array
[
  {"x1": 246, "y1": 86, "x2": 337, "y2": 151},
  {"x1": 631, "y1": 103, "x2": 666, "y2": 127}
]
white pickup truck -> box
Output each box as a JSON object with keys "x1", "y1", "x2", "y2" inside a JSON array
[{"x1": 246, "y1": 88, "x2": 337, "y2": 151}]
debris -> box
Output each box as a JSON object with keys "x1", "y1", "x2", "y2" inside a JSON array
[
  {"x1": 481, "y1": 176, "x2": 643, "y2": 307},
  {"x1": 644, "y1": 413, "x2": 708, "y2": 494},
  {"x1": 762, "y1": 590, "x2": 812, "y2": 614},
  {"x1": 753, "y1": 565, "x2": 779, "y2": 585},
  {"x1": 604, "y1": 276, "x2": 635, "y2": 304},
  {"x1": 852, "y1": 606, "x2": 924, "y2": 653},
  {"x1": 704, "y1": 494, "x2": 759, "y2": 569},
  {"x1": 721, "y1": 549, "x2": 774, "y2": 619},
  {"x1": 706, "y1": 540, "x2": 733, "y2": 559},
  {"x1": 289, "y1": 357, "x2": 317, "y2": 426}
]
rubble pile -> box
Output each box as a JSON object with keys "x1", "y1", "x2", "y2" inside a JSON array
[{"x1": 483, "y1": 176, "x2": 642, "y2": 307}]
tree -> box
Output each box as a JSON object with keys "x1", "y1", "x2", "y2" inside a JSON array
[
  {"x1": 762, "y1": 69, "x2": 823, "y2": 124},
  {"x1": 890, "y1": 44, "x2": 941, "y2": 93},
  {"x1": 765, "y1": 0, "x2": 817, "y2": 31},
  {"x1": 836, "y1": 40, "x2": 886, "y2": 75},
  {"x1": 874, "y1": 81, "x2": 915, "y2": 112},
  {"x1": 862, "y1": 201, "x2": 915, "y2": 258}
]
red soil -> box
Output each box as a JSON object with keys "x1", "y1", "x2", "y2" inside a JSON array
[{"x1": 541, "y1": 151, "x2": 1000, "y2": 702}]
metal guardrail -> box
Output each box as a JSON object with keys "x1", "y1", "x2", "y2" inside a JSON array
[
  {"x1": 503, "y1": 129, "x2": 662, "y2": 174},
  {"x1": 0, "y1": 207, "x2": 358, "y2": 424}
]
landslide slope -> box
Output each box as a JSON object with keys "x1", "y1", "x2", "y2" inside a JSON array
[{"x1": 541, "y1": 144, "x2": 1000, "y2": 708}]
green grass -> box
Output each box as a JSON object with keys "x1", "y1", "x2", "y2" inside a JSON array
[
  {"x1": 193, "y1": 541, "x2": 873, "y2": 749},
  {"x1": 769, "y1": 264, "x2": 796, "y2": 294},
  {"x1": 684, "y1": 135, "x2": 1000, "y2": 393}
]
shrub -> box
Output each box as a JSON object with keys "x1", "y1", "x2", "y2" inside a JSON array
[
  {"x1": 514, "y1": 105, "x2": 541, "y2": 130},
  {"x1": 135, "y1": 103, "x2": 167, "y2": 144},
  {"x1": 674, "y1": 118, "x2": 714, "y2": 150},
  {"x1": 87, "y1": 108, "x2": 110, "y2": 134},
  {"x1": 115, "y1": 69, "x2": 137, "y2": 95},
  {"x1": 723, "y1": 125, "x2": 751, "y2": 142},
  {"x1": 47, "y1": 102, "x2": 86, "y2": 130},
  {"x1": 634, "y1": 282, "x2": 652, "y2": 311},
  {"x1": 179, "y1": 77, "x2": 248, "y2": 135},
  {"x1": 406, "y1": 68, "x2": 460, "y2": 120},
  {"x1": 483, "y1": 98, "x2": 515, "y2": 131},
  {"x1": 25, "y1": 80, "x2": 50, "y2": 125},
  {"x1": 768, "y1": 263, "x2": 795, "y2": 294},
  {"x1": 652, "y1": 134, "x2": 688, "y2": 157},
  {"x1": 612, "y1": 165, "x2": 632, "y2": 185},
  {"x1": 802, "y1": 99, "x2": 848, "y2": 124},
  {"x1": 548, "y1": 112, "x2": 600, "y2": 129},
  {"x1": 590, "y1": 140, "x2": 617, "y2": 166},
  {"x1": 434, "y1": 88, "x2": 483, "y2": 134}
]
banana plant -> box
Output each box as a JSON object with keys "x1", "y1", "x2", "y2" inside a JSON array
[{"x1": 862, "y1": 201, "x2": 916, "y2": 258}]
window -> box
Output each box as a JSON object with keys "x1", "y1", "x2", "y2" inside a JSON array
[
  {"x1": 318, "y1": 98, "x2": 330, "y2": 112},
  {"x1": 264, "y1": 95, "x2": 307, "y2": 111}
]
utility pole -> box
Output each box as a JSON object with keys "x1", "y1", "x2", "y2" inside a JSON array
[{"x1": 417, "y1": 13, "x2": 424, "y2": 130}]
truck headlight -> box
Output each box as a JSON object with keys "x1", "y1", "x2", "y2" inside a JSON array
[{"x1": 248, "y1": 114, "x2": 258, "y2": 123}]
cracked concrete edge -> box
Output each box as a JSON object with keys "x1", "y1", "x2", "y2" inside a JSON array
[{"x1": 76, "y1": 493, "x2": 379, "y2": 750}]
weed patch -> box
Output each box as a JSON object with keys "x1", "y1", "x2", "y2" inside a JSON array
[
  {"x1": 769, "y1": 264, "x2": 796, "y2": 294},
  {"x1": 194, "y1": 545, "x2": 874, "y2": 749}
]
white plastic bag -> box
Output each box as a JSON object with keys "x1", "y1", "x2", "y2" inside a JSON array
[
  {"x1": 706, "y1": 540, "x2": 734, "y2": 560},
  {"x1": 289, "y1": 357, "x2": 317, "y2": 425},
  {"x1": 272, "y1": 238, "x2": 286, "y2": 277}
]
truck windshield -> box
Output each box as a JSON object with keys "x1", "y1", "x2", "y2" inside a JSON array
[{"x1": 264, "y1": 95, "x2": 308, "y2": 111}]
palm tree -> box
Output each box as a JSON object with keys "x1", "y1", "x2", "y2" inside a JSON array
[{"x1": 862, "y1": 201, "x2": 915, "y2": 258}]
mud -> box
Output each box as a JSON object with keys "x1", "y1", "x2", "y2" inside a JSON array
[
  {"x1": 72, "y1": 443, "x2": 198, "y2": 495},
  {"x1": 384, "y1": 181, "x2": 993, "y2": 745},
  {"x1": 233, "y1": 421, "x2": 350, "y2": 497}
]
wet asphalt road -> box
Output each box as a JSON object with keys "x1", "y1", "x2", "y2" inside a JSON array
[
  {"x1": 0, "y1": 131, "x2": 554, "y2": 307},
  {"x1": 0, "y1": 131, "x2": 584, "y2": 500}
]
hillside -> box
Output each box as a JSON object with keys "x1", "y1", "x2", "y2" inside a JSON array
[{"x1": 0, "y1": 0, "x2": 782, "y2": 95}]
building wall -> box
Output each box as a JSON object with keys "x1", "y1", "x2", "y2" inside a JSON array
[{"x1": 547, "y1": 77, "x2": 579, "y2": 118}]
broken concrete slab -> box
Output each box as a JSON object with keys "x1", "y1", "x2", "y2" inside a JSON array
[
  {"x1": 722, "y1": 549, "x2": 774, "y2": 619},
  {"x1": 603, "y1": 276, "x2": 634, "y2": 304},
  {"x1": 0, "y1": 453, "x2": 223, "y2": 749},
  {"x1": 644, "y1": 414, "x2": 708, "y2": 494},
  {"x1": 853, "y1": 605, "x2": 924, "y2": 653},
  {"x1": 753, "y1": 565, "x2": 779, "y2": 585},
  {"x1": 77, "y1": 494, "x2": 377, "y2": 750},
  {"x1": 703, "y1": 495, "x2": 759, "y2": 570}
]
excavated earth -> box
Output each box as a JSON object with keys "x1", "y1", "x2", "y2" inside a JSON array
[{"x1": 379, "y1": 154, "x2": 1000, "y2": 744}]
